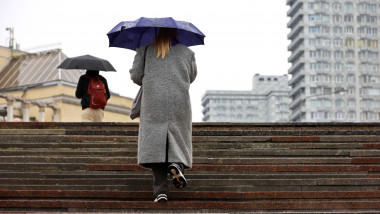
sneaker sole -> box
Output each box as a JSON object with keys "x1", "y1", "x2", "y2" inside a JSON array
[
  {"x1": 168, "y1": 165, "x2": 187, "y2": 189},
  {"x1": 154, "y1": 194, "x2": 168, "y2": 203}
]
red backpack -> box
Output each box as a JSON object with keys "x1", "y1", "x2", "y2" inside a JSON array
[{"x1": 86, "y1": 75, "x2": 107, "y2": 109}]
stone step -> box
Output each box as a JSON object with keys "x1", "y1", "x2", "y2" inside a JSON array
[
  {"x1": 65, "y1": 129, "x2": 380, "y2": 136},
  {"x1": 0, "y1": 199, "x2": 379, "y2": 212},
  {"x1": 2, "y1": 134, "x2": 380, "y2": 144},
  {"x1": 0, "y1": 142, "x2": 367, "y2": 150},
  {"x1": 0, "y1": 178, "x2": 379, "y2": 187},
  {"x1": 1, "y1": 149, "x2": 375, "y2": 157},
  {"x1": 2, "y1": 190, "x2": 379, "y2": 200},
  {"x1": 87, "y1": 164, "x2": 380, "y2": 173},
  {"x1": 0, "y1": 142, "x2": 137, "y2": 149},
  {"x1": 0, "y1": 129, "x2": 65, "y2": 135},
  {"x1": 2, "y1": 184, "x2": 380, "y2": 192},
  {"x1": 0, "y1": 156, "x2": 359, "y2": 164},
  {"x1": 0, "y1": 171, "x2": 369, "y2": 179},
  {"x1": 2, "y1": 121, "x2": 380, "y2": 131}
]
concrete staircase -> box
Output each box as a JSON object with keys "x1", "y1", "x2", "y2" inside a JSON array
[{"x1": 0, "y1": 122, "x2": 379, "y2": 213}]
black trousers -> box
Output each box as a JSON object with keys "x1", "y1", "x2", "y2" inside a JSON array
[
  {"x1": 152, "y1": 163, "x2": 169, "y2": 197},
  {"x1": 151, "y1": 135, "x2": 170, "y2": 197}
]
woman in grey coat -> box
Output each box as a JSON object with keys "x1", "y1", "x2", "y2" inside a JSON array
[{"x1": 129, "y1": 28, "x2": 197, "y2": 202}]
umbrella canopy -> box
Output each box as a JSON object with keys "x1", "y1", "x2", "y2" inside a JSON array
[
  {"x1": 107, "y1": 17, "x2": 205, "y2": 51},
  {"x1": 58, "y1": 55, "x2": 116, "y2": 72}
]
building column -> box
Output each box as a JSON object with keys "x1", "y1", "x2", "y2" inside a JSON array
[
  {"x1": 38, "y1": 105, "x2": 46, "y2": 122},
  {"x1": 22, "y1": 101, "x2": 31, "y2": 122},
  {"x1": 52, "y1": 107, "x2": 60, "y2": 122},
  {"x1": 6, "y1": 99, "x2": 14, "y2": 122}
]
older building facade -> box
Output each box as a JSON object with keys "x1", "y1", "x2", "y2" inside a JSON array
[
  {"x1": 287, "y1": 0, "x2": 380, "y2": 122},
  {"x1": 202, "y1": 74, "x2": 291, "y2": 122},
  {"x1": 0, "y1": 46, "x2": 135, "y2": 122}
]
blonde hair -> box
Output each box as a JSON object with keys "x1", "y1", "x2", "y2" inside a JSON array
[{"x1": 154, "y1": 28, "x2": 178, "y2": 59}]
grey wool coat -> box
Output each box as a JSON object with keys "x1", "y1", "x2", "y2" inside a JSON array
[{"x1": 129, "y1": 44, "x2": 197, "y2": 169}]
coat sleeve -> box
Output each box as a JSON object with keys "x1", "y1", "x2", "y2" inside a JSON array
[
  {"x1": 129, "y1": 47, "x2": 145, "y2": 86},
  {"x1": 75, "y1": 76, "x2": 85, "y2": 98},
  {"x1": 189, "y1": 53, "x2": 197, "y2": 84}
]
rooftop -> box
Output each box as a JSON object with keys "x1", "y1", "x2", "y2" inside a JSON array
[{"x1": 0, "y1": 49, "x2": 84, "y2": 90}]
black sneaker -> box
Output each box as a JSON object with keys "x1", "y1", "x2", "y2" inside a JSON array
[
  {"x1": 168, "y1": 163, "x2": 187, "y2": 189},
  {"x1": 154, "y1": 194, "x2": 168, "y2": 203}
]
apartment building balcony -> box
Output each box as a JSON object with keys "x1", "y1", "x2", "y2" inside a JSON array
[
  {"x1": 288, "y1": 57, "x2": 305, "y2": 74},
  {"x1": 201, "y1": 99, "x2": 210, "y2": 107},
  {"x1": 359, "y1": 57, "x2": 374, "y2": 63},
  {"x1": 290, "y1": 105, "x2": 303, "y2": 122},
  {"x1": 288, "y1": 45, "x2": 304, "y2": 62},
  {"x1": 288, "y1": 10, "x2": 303, "y2": 28},
  {"x1": 287, "y1": 0, "x2": 302, "y2": 17},
  {"x1": 202, "y1": 114, "x2": 210, "y2": 122},
  {"x1": 202, "y1": 107, "x2": 210, "y2": 115},
  {"x1": 290, "y1": 81, "x2": 305, "y2": 97},
  {"x1": 288, "y1": 23, "x2": 303, "y2": 40},
  {"x1": 288, "y1": 34, "x2": 304, "y2": 51},
  {"x1": 289, "y1": 69, "x2": 304, "y2": 85},
  {"x1": 289, "y1": 93, "x2": 303, "y2": 110}
]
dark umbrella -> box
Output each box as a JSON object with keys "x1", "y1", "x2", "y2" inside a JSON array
[
  {"x1": 58, "y1": 55, "x2": 116, "y2": 72},
  {"x1": 107, "y1": 17, "x2": 205, "y2": 51}
]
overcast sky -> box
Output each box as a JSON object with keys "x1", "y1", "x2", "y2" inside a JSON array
[{"x1": 0, "y1": 0, "x2": 291, "y2": 122}]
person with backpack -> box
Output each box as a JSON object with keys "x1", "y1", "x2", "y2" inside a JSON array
[{"x1": 75, "y1": 70, "x2": 110, "y2": 122}]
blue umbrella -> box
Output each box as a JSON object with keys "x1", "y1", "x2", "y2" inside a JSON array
[{"x1": 107, "y1": 17, "x2": 205, "y2": 51}]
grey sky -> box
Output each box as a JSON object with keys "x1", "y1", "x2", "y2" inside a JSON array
[{"x1": 0, "y1": 0, "x2": 291, "y2": 121}]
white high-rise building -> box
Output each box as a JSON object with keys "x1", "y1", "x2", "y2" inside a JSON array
[
  {"x1": 201, "y1": 74, "x2": 291, "y2": 122},
  {"x1": 287, "y1": 0, "x2": 380, "y2": 122}
]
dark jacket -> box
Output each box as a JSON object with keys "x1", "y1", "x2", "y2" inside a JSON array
[{"x1": 75, "y1": 70, "x2": 111, "y2": 110}]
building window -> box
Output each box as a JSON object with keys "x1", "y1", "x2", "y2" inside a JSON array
[
  {"x1": 347, "y1": 75, "x2": 355, "y2": 83},
  {"x1": 334, "y1": 63, "x2": 344, "y2": 71},
  {"x1": 322, "y1": 15, "x2": 330, "y2": 22},
  {"x1": 348, "y1": 112, "x2": 355, "y2": 120},
  {"x1": 347, "y1": 100, "x2": 355, "y2": 107},
  {"x1": 344, "y1": 3, "x2": 353, "y2": 11},
  {"x1": 336, "y1": 112, "x2": 345, "y2": 120},
  {"x1": 333, "y1": 15, "x2": 342, "y2": 23},
  {"x1": 344, "y1": 15, "x2": 354, "y2": 23},
  {"x1": 311, "y1": 112, "x2": 323, "y2": 119},
  {"x1": 360, "y1": 88, "x2": 367, "y2": 95},
  {"x1": 311, "y1": 99, "x2": 321, "y2": 107},
  {"x1": 310, "y1": 87, "x2": 322, "y2": 95},
  {"x1": 346, "y1": 50, "x2": 355, "y2": 59},
  {"x1": 345, "y1": 39, "x2": 355, "y2": 47},
  {"x1": 309, "y1": 14, "x2": 319, "y2": 21},
  {"x1": 322, "y1": 26, "x2": 330, "y2": 34},
  {"x1": 333, "y1": 26, "x2": 342, "y2": 34},
  {"x1": 333, "y1": 39, "x2": 343, "y2": 46},
  {"x1": 333, "y1": 3, "x2": 342, "y2": 11},
  {"x1": 348, "y1": 88, "x2": 355, "y2": 95},
  {"x1": 345, "y1": 63, "x2": 355, "y2": 71},
  {"x1": 334, "y1": 75, "x2": 344, "y2": 83},
  {"x1": 334, "y1": 51, "x2": 344, "y2": 59},
  {"x1": 259, "y1": 78, "x2": 264, "y2": 81},
  {"x1": 336, "y1": 100, "x2": 345, "y2": 107},
  {"x1": 344, "y1": 27, "x2": 354, "y2": 34},
  {"x1": 309, "y1": 27, "x2": 319, "y2": 34},
  {"x1": 323, "y1": 99, "x2": 332, "y2": 107},
  {"x1": 368, "y1": 88, "x2": 380, "y2": 95}
]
